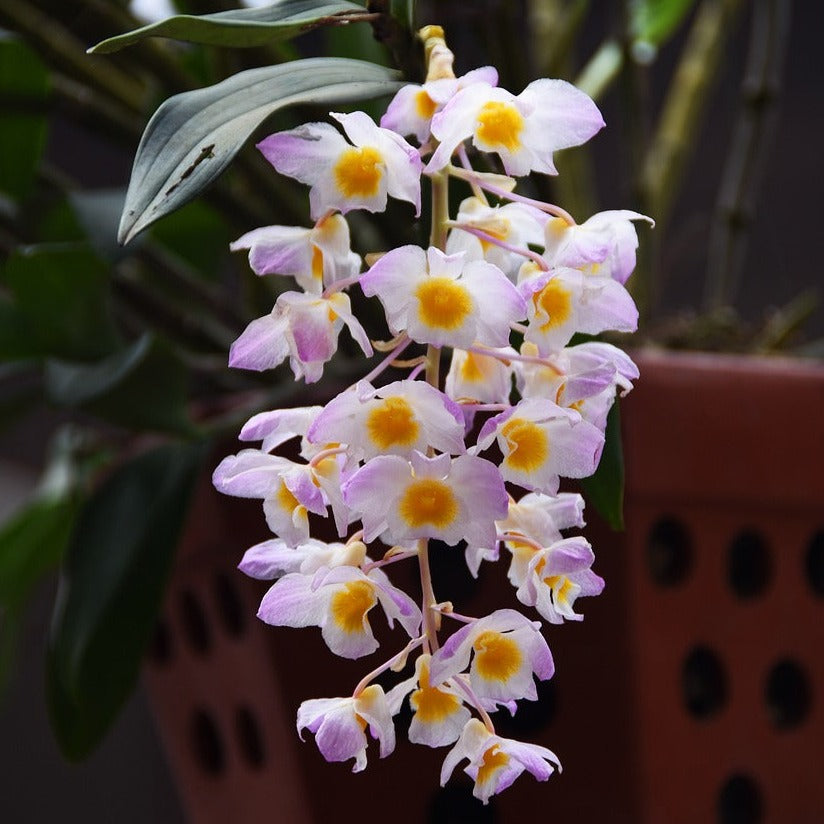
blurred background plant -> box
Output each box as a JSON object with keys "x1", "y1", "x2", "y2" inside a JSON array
[{"x1": 0, "y1": 0, "x2": 819, "y2": 768}]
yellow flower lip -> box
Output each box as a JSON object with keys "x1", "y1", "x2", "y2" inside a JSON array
[
  {"x1": 533, "y1": 277, "x2": 573, "y2": 332},
  {"x1": 473, "y1": 630, "x2": 523, "y2": 682},
  {"x1": 398, "y1": 477, "x2": 459, "y2": 529},
  {"x1": 500, "y1": 417, "x2": 549, "y2": 473},
  {"x1": 330, "y1": 580, "x2": 376, "y2": 634},
  {"x1": 415, "y1": 276, "x2": 473, "y2": 330},
  {"x1": 334, "y1": 145, "x2": 383, "y2": 198},
  {"x1": 366, "y1": 396, "x2": 420, "y2": 450},
  {"x1": 476, "y1": 101, "x2": 524, "y2": 152}
]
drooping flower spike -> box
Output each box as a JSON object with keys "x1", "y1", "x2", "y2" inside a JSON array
[
  {"x1": 213, "y1": 21, "x2": 648, "y2": 799},
  {"x1": 258, "y1": 111, "x2": 422, "y2": 219}
]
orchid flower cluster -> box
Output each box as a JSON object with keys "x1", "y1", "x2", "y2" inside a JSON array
[{"x1": 213, "y1": 27, "x2": 650, "y2": 804}]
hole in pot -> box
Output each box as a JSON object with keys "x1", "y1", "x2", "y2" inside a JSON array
[
  {"x1": 428, "y1": 784, "x2": 497, "y2": 823},
  {"x1": 235, "y1": 705, "x2": 265, "y2": 769},
  {"x1": 805, "y1": 529, "x2": 824, "y2": 597},
  {"x1": 717, "y1": 773, "x2": 763, "y2": 824},
  {"x1": 148, "y1": 617, "x2": 173, "y2": 666},
  {"x1": 682, "y1": 646, "x2": 728, "y2": 719},
  {"x1": 647, "y1": 517, "x2": 692, "y2": 587},
  {"x1": 727, "y1": 529, "x2": 771, "y2": 600},
  {"x1": 179, "y1": 589, "x2": 212, "y2": 655},
  {"x1": 191, "y1": 710, "x2": 225, "y2": 776},
  {"x1": 214, "y1": 571, "x2": 246, "y2": 637},
  {"x1": 764, "y1": 658, "x2": 811, "y2": 730}
]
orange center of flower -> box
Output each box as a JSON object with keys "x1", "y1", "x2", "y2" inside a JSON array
[
  {"x1": 411, "y1": 663, "x2": 462, "y2": 723},
  {"x1": 415, "y1": 277, "x2": 473, "y2": 330},
  {"x1": 366, "y1": 396, "x2": 420, "y2": 449},
  {"x1": 544, "y1": 575, "x2": 575, "y2": 606},
  {"x1": 473, "y1": 630, "x2": 522, "y2": 682},
  {"x1": 476, "y1": 745, "x2": 510, "y2": 786},
  {"x1": 500, "y1": 417, "x2": 548, "y2": 472},
  {"x1": 276, "y1": 480, "x2": 300, "y2": 511},
  {"x1": 415, "y1": 90, "x2": 438, "y2": 119},
  {"x1": 330, "y1": 580, "x2": 376, "y2": 634},
  {"x1": 534, "y1": 278, "x2": 573, "y2": 331},
  {"x1": 460, "y1": 351, "x2": 486, "y2": 383},
  {"x1": 334, "y1": 146, "x2": 383, "y2": 198},
  {"x1": 476, "y1": 101, "x2": 524, "y2": 152},
  {"x1": 398, "y1": 478, "x2": 459, "y2": 528},
  {"x1": 311, "y1": 245, "x2": 324, "y2": 281}
]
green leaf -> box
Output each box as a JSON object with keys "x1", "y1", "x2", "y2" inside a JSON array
[
  {"x1": 90, "y1": 0, "x2": 366, "y2": 53},
  {"x1": 148, "y1": 200, "x2": 231, "y2": 280},
  {"x1": 580, "y1": 402, "x2": 625, "y2": 530},
  {"x1": 0, "y1": 35, "x2": 50, "y2": 201},
  {"x1": 47, "y1": 442, "x2": 206, "y2": 760},
  {"x1": 69, "y1": 189, "x2": 133, "y2": 263},
  {"x1": 0, "y1": 496, "x2": 77, "y2": 612},
  {"x1": 118, "y1": 58, "x2": 402, "y2": 244},
  {"x1": 630, "y1": 0, "x2": 696, "y2": 49},
  {"x1": 389, "y1": 0, "x2": 415, "y2": 32},
  {"x1": 0, "y1": 245, "x2": 120, "y2": 361},
  {"x1": 44, "y1": 334, "x2": 195, "y2": 436}
]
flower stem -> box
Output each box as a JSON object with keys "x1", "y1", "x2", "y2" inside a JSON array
[
  {"x1": 451, "y1": 676, "x2": 496, "y2": 734},
  {"x1": 352, "y1": 637, "x2": 425, "y2": 698},
  {"x1": 416, "y1": 166, "x2": 452, "y2": 655},
  {"x1": 361, "y1": 336, "x2": 413, "y2": 384},
  {"x1": 447, "y1": 166, "x2": 577, "y2": 225}
]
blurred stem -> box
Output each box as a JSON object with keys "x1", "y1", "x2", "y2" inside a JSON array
[
  {"x1": 704, "y1": 0, "x2": 791, "y2": 310},
  {"x1": 637, "y1": 0, "x2": 744, "y2": 319},
  {"x1": 80, "y1": 0, "x2": 198, "y2": 92},
  {"x1": 528, "y1": 0, "x2": 591, "y2": 79},
  {"x1": 0, "y1": 0, "x2": 147, "y2": 113},
  {"x1": 640, "y1": 0, "x2": 744, "y2": 230},
  {"x1": 52, "y1": 74, "x2": 146, "y2": 142},
  {"x1": 112, "y1": 265, "x2": 236, "y2": 353},
  {"x1": 575, "y1": 39, "x2": 624, "y2": 102}
]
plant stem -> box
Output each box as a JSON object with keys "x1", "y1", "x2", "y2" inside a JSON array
[
  {"x1": 0, "y1": 0, "x2": 146, "y2": 113},
  {"x1": 416, "y1": 168, "x2": 452, "y2": 654},
  {"x1": 637, "y1": 0, "x2": 744, "y2": 319},
  {"x1": 704, "y1": 0, "x2": 791, "y2": 310}
]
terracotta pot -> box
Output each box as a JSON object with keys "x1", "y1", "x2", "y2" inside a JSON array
[
  {"x1": 616, "y1": 350, "x2": 824, "y2": 824},
  {"x1": 144, "y1": 350, "x2": 824, "y2": 823}
]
